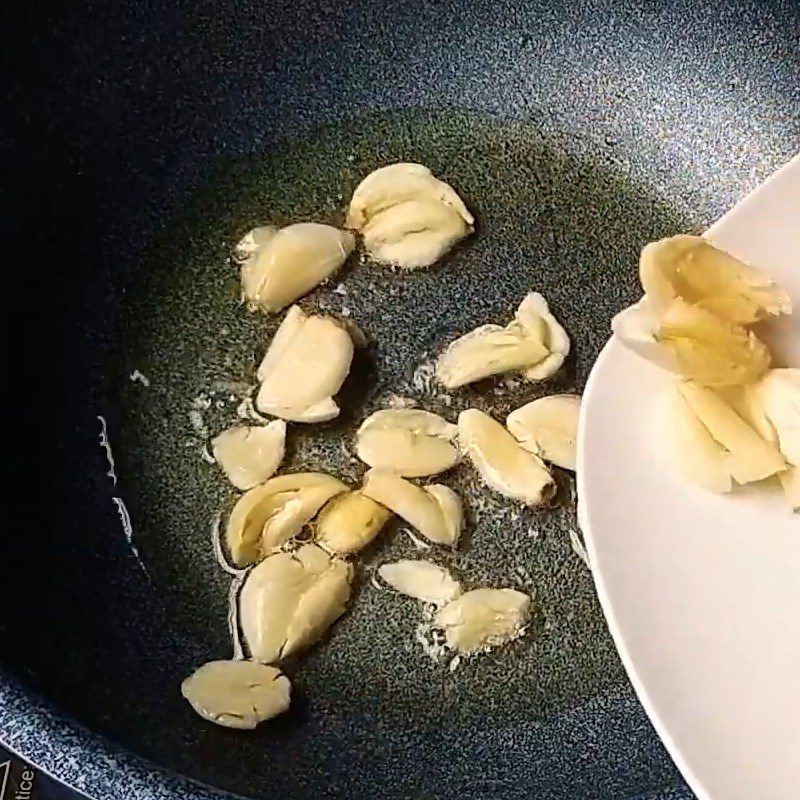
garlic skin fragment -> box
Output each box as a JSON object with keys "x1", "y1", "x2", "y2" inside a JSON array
[
  {"x1": 361, "y1": 468, "x2": 463, "y2": 545},
  {"x1": 346, "y1": 163, "x2": 473, "y2": 270},
  {"x1": 378, "y1": 560, "x2": 461, "y2": 605},
  {"x1": 356, "y1": 408, "x2": 460, "y2": 477},
  {"x1": 436, "y1": 292, "x2": 569, "y2": 389},
  {"x1": 316, "y1": 490, "x2": 393, "y2": 554},
  {"x1": 755, "y1": 369, "x2": 800, "y2": 510},
  {"x1": 256, "y1": 305, "x2": 354, "y2": 422},
  {"x1": 226, "y1": 473, "x2": 348, "y2": 567},
  {"x1": 240, "y1": 544, "x2": 353, "y2": 663},
  {"x1": 640, "y1": 234, "x2": 791, "y2": 325},
  {"x1": 458, "y1": 409, "x2": 555, "y2": 506},
  {"x1": 435, "y1": 588, "x2": 531, "y2": 653},
  {"x1": 181, "y1": 660, "x2": 291, "y2": 730},
  {"x1": 238, "y1": 223, "x2": 355, "y2": 314},
  {"x1": 506, "y1": 394, "x2": 581, "y2": 470},
  {"x1": 612, "y1": 297, "x2": 770, "y2": 387},
  {"x1": 211, "y1": 420, "x2": 286, "y2": 490},
  {"x1": 677, "y1": 381, "x2": 785, "y2": 485}
]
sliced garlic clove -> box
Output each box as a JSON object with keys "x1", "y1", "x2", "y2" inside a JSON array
[
  {"x1": 240, "y1": 543, "x2": 353, "y2": 663},
  {"x1": 238, "y1": 223, "x2": 355, "y2": 314},
  {"x1": 515, "y1": 293, "x2": 571, "y2": 381},
  {"x1": 356, "y1": 408, "x2": 460, "y2": 476},
  {"x1": 678, "y1": 381, "x2": 785, "y2": 484},
  {"x1": 754, "y1": 369, "x2": 800, "y2": 510},
  {"x1": 613, "y1": 297, "x2": 770, "y2": 387},
  {"x1": 211, "y1": 420, "x2": 286, "y2": 490},
  {"x1": 361, "y1": 468, "x2": 463, "y2": 545},
  {"x1": 458, "y1": 409, "x2": 555, "y2": 506},
  {"x1": 378, "y1": 560, "x2": 461, "y2": 605},
  {"x1": 422, "y1": 484, "x2": 463, "y2": 544},
  {"x1": 640, "y1": 234, "x2": 792, "y2": 324},
  {"x1": 226, "y1": 473, "x2": 348, "y2": 567},
  {"x1": 434, "y1": 588, "x2": 531, "y2": 653},
  {"x1": 665, "y1": 387, "x2": 733, "y2": 494},
  {"x1": 361, "y1": 199, "x2": 471, "y2": 270},
  {"x1": 315, "y1": 490, "x2": 393, "y2": 555},
  {"x1": 436, "y1": 324, "x2": 549, "y2": 389},
  {"x1": 181, "y1": 660, "x2": 291, "y2": 729},
  {"x1": 256, "y1": 306, "x2": 354, "y2": 422},
  {"x1": 506, "y1": 394, "x2": 581, "y2": 470},
  {"x1": 346, "y1": 162, "x2": 473, "y2": 231},
  {"x1": 437, "y1": 292, "x2": 569, "y2": 389}
]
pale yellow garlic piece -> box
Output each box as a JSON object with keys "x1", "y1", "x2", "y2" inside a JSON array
[
  {"x1": 361, "y1": 468, "x2": 462, "y2": 545},
  {"x1": 237, "y1": 223, "x2": 354, "y2": 314},
  {"x1": 612, "y1": 297, "x2": 770, "y2": 386},
  {"x1": 458, "y1": 409, "x2": 555, "y2": 506},
  {"x1": 239, "y1": 543, "x2": 353, "y2": 663},
  {"x1": 315, "y1": 490, "x2": 393, "y2": 554},
  {"x1": 361, "y1": 199, "x2": 471, "y2": 270},
  {"x1": 754, "y1": 369, "x2": 800, "y2": 510},
  {"x1": 437, "y1": 292, "x2": 568, "y2": 388},
  {"x1": 226, "y1": 472, "x2": 347, "y2": 567},
  {"x1": 378, "y1": 560, "x2": 461, "y2": 605},
  {"x1": 665, "y1": 388, "x2": 733, "y2": 494},
  {"x1": 346, "y1": 162, "x2": 473, "y2": 230},
  {"x1": 678, "y1": 381, "x2": 785, "y2": 484},
  {"x1": 355, "y1": 408, "x2": 460, "y2": 477},
  {"x1": 506, "y1": 394, "x2": 581, "y2": 470},
  {"x1": 435, "y1": 588, "x2": 531, "y2": 653},
  {"x1": 640, "y1": 234, "x2": 791, "y2": 324},
  {"x1": 256, "y1": 306, "x2": 354, "y2": 422},
  {"x1": 514, "y1": 293, "x2": 571, "y2": 381},
  {"x1": 211, "y1": 420, "x2": 286, "y2": 490},
  {"x1": 181, "y1": 660, "x2": 291, "y2": 729},
  {"x1": 346, "y1": 163, "x2": 472, "y2": 270}
]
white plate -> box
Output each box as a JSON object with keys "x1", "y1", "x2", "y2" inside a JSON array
[{"x1": 577, "y1": 156, "x2": 800, "y2": 800}]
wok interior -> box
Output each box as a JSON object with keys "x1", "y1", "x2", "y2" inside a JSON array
[{"x1": 3, "y1": 1, "x2": 756, "y2": 797}]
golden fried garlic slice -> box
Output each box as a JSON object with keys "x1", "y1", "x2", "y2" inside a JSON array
[
  {"x1": 506, "y1": 394, "x2": 581, "y2": 471},
  {"x1": 612, "y1": 297, "x2": 770, "y2": 387},
  {"x1": 181, "y1": 660, "x2": 291, "y2": 729},
  {"x1": 361, "y1": 468, "x2": 463, "y2": 545},
  {"x1": 434, "y1": 588, "x2": 531, "y2": 653},
  {"x1": 670, "y1": 381, "x2": 785, "y2": 490},
  {"x1": 240, "y1": 543, "x2": 353, "y2": 663},
  {"x1": 437, "y1": 292, "x2": 569, "y2": 388},
  {"x1": 256, "y1": 305, "x2": 354, "y2": 422},
  {"x1": 355, "y1": 408, "x2": 460, "y2": 477},
  {"x1": 640, "y1": 234, "x2": 791, "y2": 324},
  {"x1": 378, "y1": 560, "x2": 461, "y2": 606},
  {"x1": 458, "y1": 409, "x2": 555, "y2": 506},
  {"x1": 315, "y1": 490, "x2": 393, "y2": 554},
  {"x1": 211, "y1": 420, "x2": 286, "y2": 490},
  {"x1": 346, "y1": 163, "x2": 473, "y2": 270},
  {"x1": 226, "y1": 472, "x2": 347, "y2": 567},
  {"x1": 237, "y1": 223, "x2": 354, "y2": 314}
]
